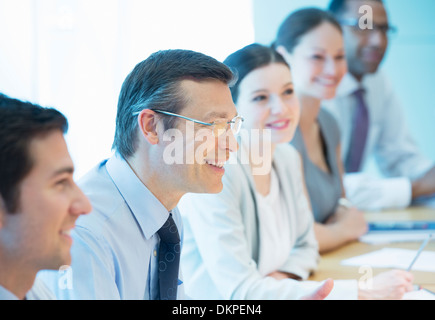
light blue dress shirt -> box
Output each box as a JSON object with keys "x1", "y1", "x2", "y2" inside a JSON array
[
  {"x1": 0, "y1": 278, "x2": 55, "y2": 300},
  {"x1": 38, "y1": 153, "x2": 185, "y2": 299},
  {"x1": 323, "y1": 71, "x2": 434, "y2": 210},
  {"x1": 0, "y1": 285, "x2": 19, "y2": 300}
]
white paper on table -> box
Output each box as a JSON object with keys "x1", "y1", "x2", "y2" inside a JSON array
[
  {"x1": 341, "y1": 248, "x2": 435, "y2": 272},
  {"x1": 360, "y1": 231, "x2": 433, "y2": 244},
  {"x1": 403, "y1": 289, "x2": 435, "y2": 300}
]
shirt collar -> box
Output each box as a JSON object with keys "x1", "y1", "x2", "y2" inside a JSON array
[
  {"x1": 105, "y1": 152, "x2": 169, "y2": 239},
  {"x1": 336, "y1": 72, "x2": 362, "y2": 97}
]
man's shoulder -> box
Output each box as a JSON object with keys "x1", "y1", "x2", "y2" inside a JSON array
[
  {"x1": 76, "y1": 160, "x2": 126, "y2": 228},
  {"x1": 78, "y1": 159, "x2": 111, "y2": 191},
  {"x1": 25, "y1": 277, "x2": 57, "y2": 300}
]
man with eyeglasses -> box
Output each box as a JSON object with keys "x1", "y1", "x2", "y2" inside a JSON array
[
  {"x1": 323, "y1": 0, "x2": 435, "y2": 210},
  {"x1": 38, "y1": 49, "x2": 242, "y2": 300}
]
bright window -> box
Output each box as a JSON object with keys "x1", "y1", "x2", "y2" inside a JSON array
[{"x1": 0, "y1": 0, "x2": 255, "y2": 178}]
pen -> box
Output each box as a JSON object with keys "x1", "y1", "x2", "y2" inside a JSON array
[{"x1": 406, "y1": 234, "x2": 432, "y2": 272}]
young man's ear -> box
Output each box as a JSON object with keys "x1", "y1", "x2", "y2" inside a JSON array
[{"x1": 137, "y1": 109, "x2": 160, "y2": 145}]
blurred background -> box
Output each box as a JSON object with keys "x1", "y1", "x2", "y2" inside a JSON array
[{"x1": 1, "y1": 0, "x2": 434, "y2": 179}]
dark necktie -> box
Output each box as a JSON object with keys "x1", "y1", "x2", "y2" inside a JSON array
[
  {"x1": 157, "y1": 213, "x2": 180, "y2": 300},
  {"x1": 345, "y1": 88, "x2": 369, "y2": 173}
]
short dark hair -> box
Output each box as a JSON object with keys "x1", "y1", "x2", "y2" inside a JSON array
[
  {"x1": 0, "y1": 94, "x2": 68, "y2": 213},
  {"x1": 328, "y1": 0, "x2": 383, "y2": 17},
  {"x1": 275, "y1": 7, "x2": 342, "y2": 53},
  {"x1": 328, "y1": 0, "x2": 347, "y2": 15},
  {"x1": 223, "y1": 43, "x2": 288, "y2": 103},
  {"x1": 112, "y1": 49, "x2": 234, "y2": 158}
]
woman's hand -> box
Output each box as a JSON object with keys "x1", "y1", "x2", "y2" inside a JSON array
[
  {"x1": 358, "y1": 270, "x2": 414, "y2": 300},
  {"x1": 327, "y1": 205, "x2": 368, "y2": 242}
]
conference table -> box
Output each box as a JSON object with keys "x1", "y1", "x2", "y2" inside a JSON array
[{"x1": 308, "y1": 206, "x2": 435, "y2": 294}]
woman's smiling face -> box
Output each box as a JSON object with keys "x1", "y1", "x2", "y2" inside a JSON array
[
  {"x1": 280, "y1": 21, "x2": 347, "y2": 100},
  {"x1": 236, "y1": 62, "x2": 300, "y2": 145}
]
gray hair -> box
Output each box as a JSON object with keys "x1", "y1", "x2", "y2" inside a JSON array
[{"x1": 112, "y1": 49, "x2": 234, "y2": 158}]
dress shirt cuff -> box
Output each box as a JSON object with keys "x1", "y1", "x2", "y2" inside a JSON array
[
  {"x1": 344, "y1": 174, "x2": 412, "y2": 211},
  {"x1": 377, "y1": 177, "x2": 412, "y2": 209},
  {"x1": 279, "y1": 266, "x2": 310, "y2": 281},
  {"x1": 280, "y1": 251, "x2": 319, "y2": 280}
]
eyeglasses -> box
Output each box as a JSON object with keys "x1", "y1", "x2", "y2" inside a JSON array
[
  {"x1": 133, "y1": 109, "x2": 244, "y2": 137},
  {"x1": 339, "y1": 18, "x2": 397, "y2": 36}
]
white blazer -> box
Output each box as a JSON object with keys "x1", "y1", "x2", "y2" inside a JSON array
[{"x1": 178, "y1": 142, "x2": 347, "y2": 299}]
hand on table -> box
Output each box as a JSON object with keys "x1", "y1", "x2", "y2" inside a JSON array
[
  {"x1": 358, "y1": 269, "x2": 414, "y2": 300},
  {"x1": 327, "y1": 205, "x2": 368, "y2": 242},
  {"x1": 301, "y1": 278, "x2": 334, "y2": 300}
]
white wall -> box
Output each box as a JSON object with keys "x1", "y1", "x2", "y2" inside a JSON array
[
  {"x1": 0, "y1": 0, "x2": 255, "y2": 179},
  {"x1": 1, "y1": 0, "x2": 433, "y2": 179}
]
